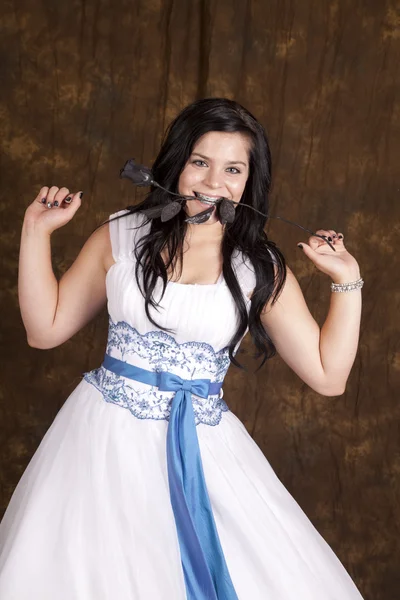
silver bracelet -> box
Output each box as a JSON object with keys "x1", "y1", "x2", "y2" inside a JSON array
[{"x1": 331, "y1": 277, "x2": 364, "y2": 293}]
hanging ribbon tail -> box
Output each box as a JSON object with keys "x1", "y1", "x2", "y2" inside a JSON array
[
  {"x1": 100, "y1": 357, "x2": 237, "y2": 597},
  {"x1": 167, "y1": 387, "x2": 238, "y2": 600}
]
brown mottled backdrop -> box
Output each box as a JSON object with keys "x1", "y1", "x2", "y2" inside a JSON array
[{"x1": 0, "y1": 1, "x2": 399, "y2": 598}]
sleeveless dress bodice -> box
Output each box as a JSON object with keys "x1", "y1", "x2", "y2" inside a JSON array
[{"x1": 84, "y1": 210, "x2": 256, "y2": 426}]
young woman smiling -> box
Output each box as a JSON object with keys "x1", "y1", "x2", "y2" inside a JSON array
[{"x1": 0, "y1": 98, "x2": 363, "y2": 600}]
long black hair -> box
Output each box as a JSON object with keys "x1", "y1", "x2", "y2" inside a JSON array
[{"x1": 110, "y1": 98, "x2": 287, "y2": 370}]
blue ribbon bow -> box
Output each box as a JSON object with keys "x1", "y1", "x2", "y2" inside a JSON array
[
  {"x1": 102, "y1": 354, "x2": 238, "y2": 599},
  {"x1": 158, "y1": 370, "x2": 211, "y2": 395}
]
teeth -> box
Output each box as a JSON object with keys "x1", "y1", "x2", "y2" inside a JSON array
[{"x1": 194, "y1": 192, "x2": 220, "y2": 204}]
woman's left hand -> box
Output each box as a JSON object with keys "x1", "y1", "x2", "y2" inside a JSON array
[{"x1": 298, "y1": 229, "x2": 361, "y2": 283}]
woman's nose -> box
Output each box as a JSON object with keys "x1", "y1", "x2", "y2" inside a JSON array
[{"x1": 203, "y1": 168, "x2": 223, "y2": 190}]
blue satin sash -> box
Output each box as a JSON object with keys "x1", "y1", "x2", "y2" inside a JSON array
[{"x1": 102, "y1": 353, "x2": 238, "y2": 599}]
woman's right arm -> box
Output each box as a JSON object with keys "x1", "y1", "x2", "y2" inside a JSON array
[{"x1": 19, "y1": 186, "x2": 113, "y2": 349}]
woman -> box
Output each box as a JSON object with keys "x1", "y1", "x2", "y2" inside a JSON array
[{"x1": 0, "y1": 98, "x2": 364, "y2": 599}]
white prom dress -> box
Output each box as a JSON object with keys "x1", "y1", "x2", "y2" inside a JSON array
[{"x1": 0, "y1": 210, "x2": 364, "y2": 600}]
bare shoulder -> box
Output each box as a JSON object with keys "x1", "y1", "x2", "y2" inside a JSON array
[
  {"x1": 79, "y1": 221, "x2": 114, "y2": 273},
  {"x1": 261, "y1": 264, "x2": 302, "y2": 314},
  {"x1": 261, "y1": 263, "x2": 317, "y2": 349},
  {"x1": 277, "y1": 265, "x2": 302, "y2": 297}
]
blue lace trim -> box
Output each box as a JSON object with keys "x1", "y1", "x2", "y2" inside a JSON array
[
  {"x1": 83, "y1": 319, "x2": 231, "y2": 427},
  {"x1": 104, "y1": 318, "x2": 230, "y2": 381}
]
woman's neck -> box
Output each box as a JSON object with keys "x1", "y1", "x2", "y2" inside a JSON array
[{"x1": 186, "y1": 220, "x2": 225, "y2": 244}]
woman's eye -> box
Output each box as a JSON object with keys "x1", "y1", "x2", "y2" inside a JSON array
[{"x1": 191, "y1": 160, "x2": 240, "y2": 174}]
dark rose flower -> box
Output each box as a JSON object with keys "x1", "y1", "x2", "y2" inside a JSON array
[{"x1": 119, "y1": 159, "x2": 154, "y2": 187}]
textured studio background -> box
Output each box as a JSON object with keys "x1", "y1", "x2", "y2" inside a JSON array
[{"x1": 1, "y1": 1, "x2": 400, "y2": 598}]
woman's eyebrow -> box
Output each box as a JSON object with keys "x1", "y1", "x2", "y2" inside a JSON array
[{"x1": 191, "y1": 152, "x2": 247, "y2": 167}]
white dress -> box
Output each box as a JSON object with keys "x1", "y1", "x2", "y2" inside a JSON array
[{"x1": 0, "y1": 210, "x2": 364, "y2": 600}]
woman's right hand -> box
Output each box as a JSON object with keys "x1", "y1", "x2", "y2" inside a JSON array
[{"x1": 24, "y1": 186, "x2": 83, "y2": 234}]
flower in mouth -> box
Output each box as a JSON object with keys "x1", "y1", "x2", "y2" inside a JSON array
[
  {"x1": 192, "y1": 192, "x2": 236, "y2": 225},
  {"x1": 119, "y1": 159, "x2": 338, "y2": 249}
]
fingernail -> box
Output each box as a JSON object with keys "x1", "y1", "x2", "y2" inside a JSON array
[
  {"x1": 41, "y1": 198, "x2": 46, "y2": 204},
  {"x1": 338, "y1": 234, "x2": 343, "y2": 239},
  {"x1": 47, "y1": 202, "x2": 52, "y2": 208},
  {"x1": 332, "y1": 234, "x2": 337, "y2": 238},
  {"x1": 297, "y1": 244, "x2": 303, "y2": 249},
  {"x1": 328, "y1": 236, "x2": 333, "y2": 242},
  {"x1": 79, "y1": 192, "x2": 84, "y2": 199},
  {"x1": 65, "y1": 196, "x2": 72, "y2": 203},
  {"x1": 54, "y1": 200, "x2": 59, "y2": 207}
]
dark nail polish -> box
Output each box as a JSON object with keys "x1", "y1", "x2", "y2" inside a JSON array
[
  {"x1": 328, "y1": 237, "x2": 333, "y2": 242},
  {"x1": 297, "y1": 244, "x2": 303, "y2": 249},
  {"x1": 338, "y1": 234, "x2": 343, "y2": 239},
  {"x1": 41, "y1": 198, "x2": 46, "y2": 204},
  {"x1": 54, "y1": 200, "x2": 59, "y2": 207},
  {"x1": 65, "y1": 196, "x2": 72, "y2": 203},
  {"x1": 79, "y1": 192, "x2": 84, "y2": 199}
]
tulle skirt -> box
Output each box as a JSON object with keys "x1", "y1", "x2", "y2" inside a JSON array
[{"x1": 0, "y1": 379, "x2": 363, "y2": 599}]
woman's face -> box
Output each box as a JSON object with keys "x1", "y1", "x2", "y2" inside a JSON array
[{"x1": 178, "y1": 131, "x2": 251, "y2": 225}]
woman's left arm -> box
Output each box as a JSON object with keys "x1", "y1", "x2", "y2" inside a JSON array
[{"x1": 261, "y1": 229, "x2": 362, "y2": 396}]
